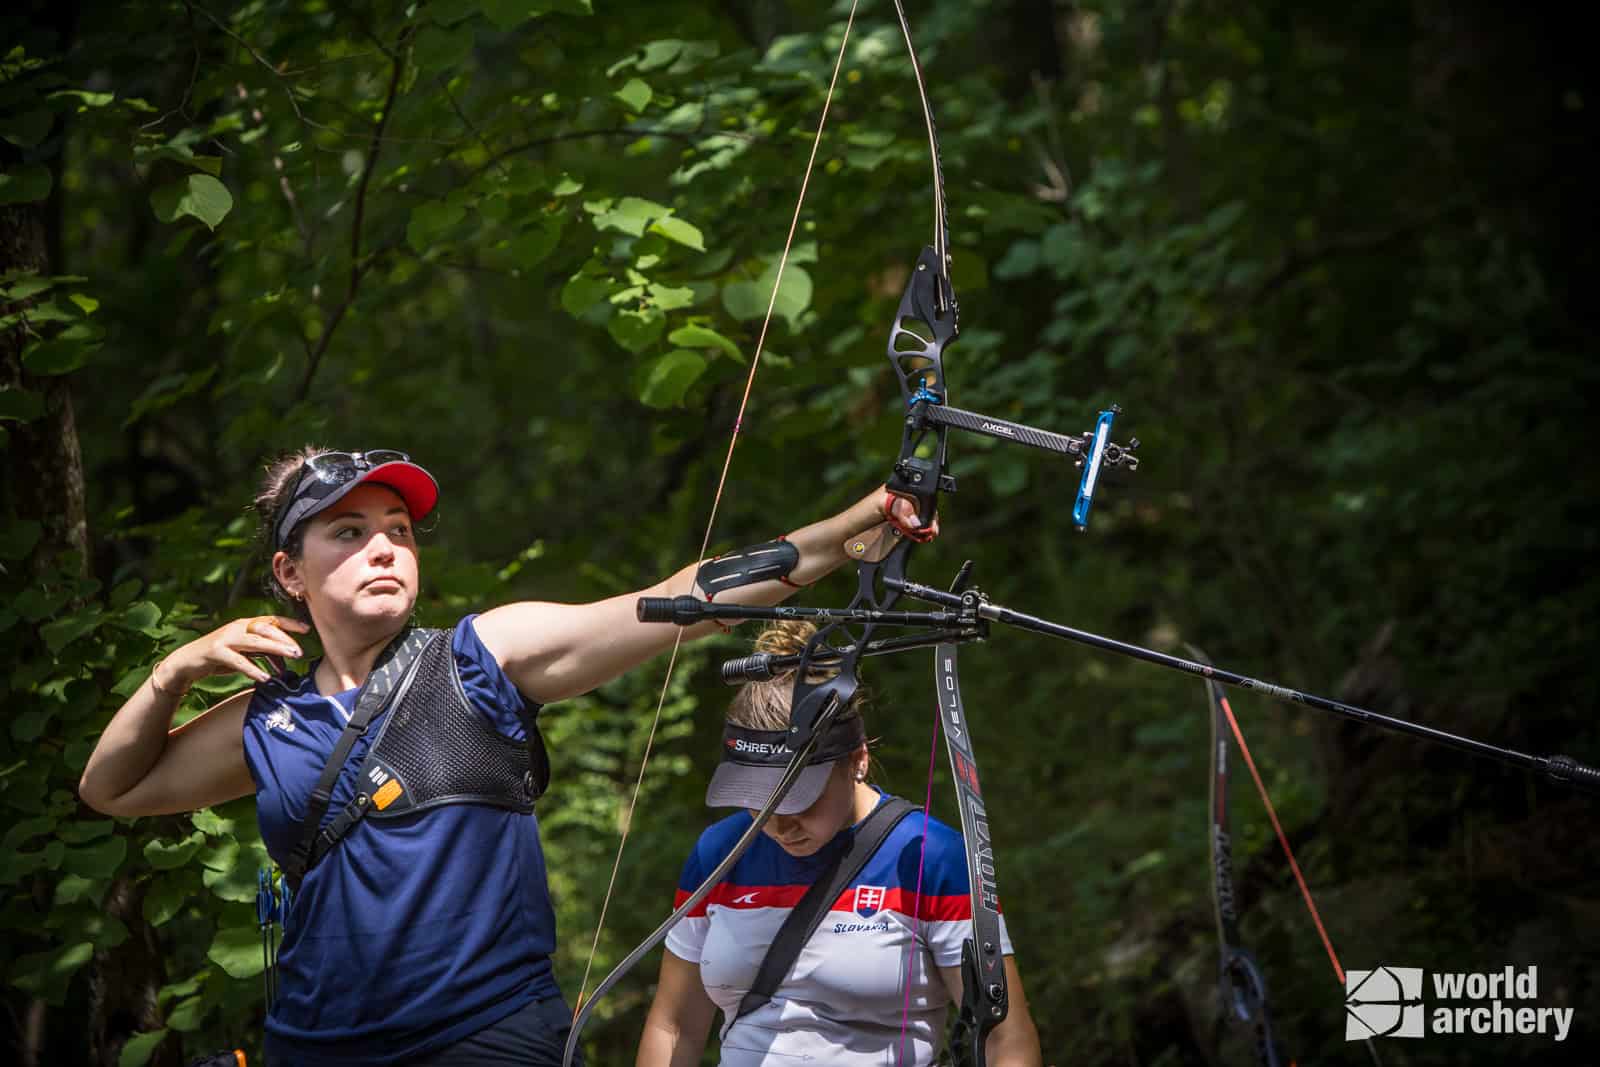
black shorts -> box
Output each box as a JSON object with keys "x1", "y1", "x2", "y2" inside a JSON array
[{"x1": 414, "y1": 996, "x2": 583, "y2": 1067}]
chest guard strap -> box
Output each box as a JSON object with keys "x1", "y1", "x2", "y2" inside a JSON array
[{"x1": 301, "y1": 629, "x2": 549, "y2": 879}]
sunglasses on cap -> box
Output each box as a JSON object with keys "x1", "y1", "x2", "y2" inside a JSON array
[{"x1": 272, "y1": 449, "x2": 439, "y2": 552}]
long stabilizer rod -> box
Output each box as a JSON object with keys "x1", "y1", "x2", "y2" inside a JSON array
[{"x1": 882, "y1": 577, "x2": 1600, "y2": 793}]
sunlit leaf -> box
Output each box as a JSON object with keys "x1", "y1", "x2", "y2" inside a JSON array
[
  {"x1": 149, "y1": 174, "x2": 233, "y2": 230},
  {"x1": 636, "y1": 349, "x2": 706, "y2": 408},
  {"x1": 207, "y1": 925, "x2": 265, "y2": 978},
  {"x1": 648, "y1": 216, "x2": 704, "y2": 252},
  {"x1": 613, "y1": 78, "x2": 652, "y2": 113},
  {"x1": 667, "y1": 323, "x2": 743, "y2": 362},
  {"x1": 116, "y1": 1030, "x2": 168, "y2": 1067}
]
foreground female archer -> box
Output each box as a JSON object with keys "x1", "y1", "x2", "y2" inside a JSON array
[{"x1": 79, "y1": 446, "x2": 919, "y2": 1067}]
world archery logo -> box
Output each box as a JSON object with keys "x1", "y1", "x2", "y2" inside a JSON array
[
  {"x1": 1344, "y1": 964, "x2": 1576, "y2": 1041},
  {"x1": 1346, "y1": 967, "x2": 1426, "y2": 1039}
]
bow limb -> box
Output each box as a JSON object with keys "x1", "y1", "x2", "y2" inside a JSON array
[
  {"x1": 935, "y1": 641, "x2": 1007, "y2": 1066},
  {"x1": 560, "y1": 716, "x2": 840, "y2": 1067},
  {"x1": 882, "y1": 0, "x2": 958, "y2": 534},
  {"x1": 1189, "y1": 644, "x2": 1283, "y2": 1067},
  {"x1": 1188, "y1": 643, "x2": 1385, "y2": 1067},
  {"x1": 879, "y1": 5, "x2": 1014, "y2": 1061}
]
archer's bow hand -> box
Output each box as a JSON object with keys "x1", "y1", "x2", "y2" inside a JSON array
[{"x1": 882, "y1": 489, "x2": 940, "y2": 543}]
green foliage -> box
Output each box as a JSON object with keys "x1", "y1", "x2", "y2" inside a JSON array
[{"x1": 2, "y1": 0, "x2": 1594, "y2": 1064}]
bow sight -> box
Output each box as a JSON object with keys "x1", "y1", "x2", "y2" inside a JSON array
[{"x1": 885, "y1": 250, "x2": 1139, "y2": 534}]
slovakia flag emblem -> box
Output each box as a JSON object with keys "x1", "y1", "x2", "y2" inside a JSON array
[{"x1": 854, "y1": 884, "x2": 886, "y2": 917}]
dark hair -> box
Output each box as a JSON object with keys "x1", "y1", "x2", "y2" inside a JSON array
[
  {"x1": 728, "y1": 621, "x2": 874, "y2": 732},
  {"x1": 254, "y1": 445, "x2": 327, "y2": 609}
]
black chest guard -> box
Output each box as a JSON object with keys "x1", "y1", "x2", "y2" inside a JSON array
[{"x1": 300, "y1": 628, "x2": 549, "y2": 878}]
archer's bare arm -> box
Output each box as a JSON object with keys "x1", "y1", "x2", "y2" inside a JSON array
[
  {"x1": 476, "y1": 486, "x2": 902, "y2": 704},
  {"x1": 79, "y1": 616, "x2": 308, "y2": 816},
  {"x1": 636, "y1": 948, "x2": 718, "y2": 1066},
  {"x1": 938, "y1": 956, "x2": 1043, "y2": 1067}
]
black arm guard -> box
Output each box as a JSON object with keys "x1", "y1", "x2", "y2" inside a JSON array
[{"x1": 695, "y1": 538, "x2": 800, "y2": 597}]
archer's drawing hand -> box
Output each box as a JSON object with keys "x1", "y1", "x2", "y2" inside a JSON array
[{"x1": 156, "y1": 615, "x2": 310, "y2": 692}]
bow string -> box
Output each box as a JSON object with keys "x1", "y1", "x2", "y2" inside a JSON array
[{"x1": 567, "y1": 4, "x2": 1143, "y2": 1064}]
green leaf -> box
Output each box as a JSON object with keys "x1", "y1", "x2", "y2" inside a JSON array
[
  {"x1": 61, "y1": 836, "x2": 128, "y2": 879},
  {"x1": 647, "y1": 283, "x2": 694, "y2": 311},
  {"x1": 648, "y1": 216, "x2": 704, "y2": 252},
  {"x1": 144, "y1": 834, "x2": 203, "y2": 871},
  {"x1": 0, "y1": 163, "x2": 53, "y2": 205},
  {"x1": 637, "y1": 349, "x2": 707, "y2": 409},
  {"x1": 0, "y1": 387, "x2": 46, "y2": 423},
  {"x1": 613, "y1": 78, "x2": 652, "y2": 112},
  {"x1": 722, "y1": 262, "x2": 813, "y2": 329},
  {"x1": 508, "y1": 215, "x2": 563, "y2": 269},
  {"x1": 116, "y1": 1030, "x2": 168, "y2": 1067},
  {"x1": 607, "y1": 307, "x2": 665, "y2": 354},
  {"x1": 13, "y1": 580, "x2": 69, "y2": 619},
  {"x1": 198, "y1": 837, "x2": 239, "y2": 873},
  {"x1": 50, "y1": 89, "x2": 116, "y2": 109},
  {"x1": 124, "y1": 365, "x2": 215, "y2": 427},
  {"x1": 667, "y1": 323, "x2": 743, "y2": 362},
  {"x1": 607, "y1": 38, "x2": 718, "y2": 77},
  {"x1": 3, "y1": 815, "x2": 56, "y2": 851},
  {"x1": 116, "y1": 600, "x2": 163, "y2": 634},
  {"x1": 56, "y1": 819, "x2": 113, "y2": 844},
  {"x1": 428, "y1": 0, "x2": 478, "y2": 24},
  {"x1": 207, "y1": 925, "x2": 265, "y2": 979},
  {"x1": 133, "y1": 139, "x2": 223, "y2": 176},
  {"x1": 149, "y1": 174, "x2": 233, "y2": 230},
  {"x1": 10, "y1": 942, "x2": 94, "y2": 1005},
  {"x1": 412, "y1": 23, "x2": 475, "y2": 70},
  {"x1": 406, "y1": 201, "x2": 467, "y2": 252},
  {"x1": 142, "y1": 877, "x2": 189, "y2": 927},
  {"x1": 166, "y1": 994, "x2": 206, "y2": 1032},
  {"x1": 0, "y1": 109, "x2": 52, "y2": 148},
  {"x1": 53, "y1": 873, "x2": 98, "y2": 907},
  {"x1": 560, "y1": 270, "x2": 615, "y2": 317},
  {"x1": 191, "y1": 809, "x2": 234, "y2": 836},
  {"x1": 22, "y1": 321, "x2": 104, "y2": 375},
  {"x1": 0, "y1": 273, "x2": 57, "y2": 301},
  {"x1": 156, "y1": 974, "x2": 205, "y2": 1006},
  {"x1": 13, "y1": 709, "x2": 50, "y2": 742},
  {"x1": 199, "y1": 840, "x2": 256, "y2": 902},
  {"x1": 587, "y1": 195, "x2": 669, "y2": 238},
  {"x1": 39, "y1": 605, "x2": 105, "y2": 653}
]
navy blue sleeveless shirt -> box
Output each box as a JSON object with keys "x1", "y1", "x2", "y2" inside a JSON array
[{"x1": 242, "y1": 616, "x2": 561, "y2": 1066}]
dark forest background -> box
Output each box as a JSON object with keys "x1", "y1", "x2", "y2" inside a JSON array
[{"x1": 2, "y1": 1, "x2": 1595, "y2": 1064}]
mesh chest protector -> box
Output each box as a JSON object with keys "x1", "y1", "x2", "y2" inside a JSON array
[{"x1": 295, "y1": 629, "x2": 549, "y2": 882}]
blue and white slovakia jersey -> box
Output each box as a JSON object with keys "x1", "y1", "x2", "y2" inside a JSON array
[{"x1": 664, "y1": 794, "x2": 1013, "y2": 1066}]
